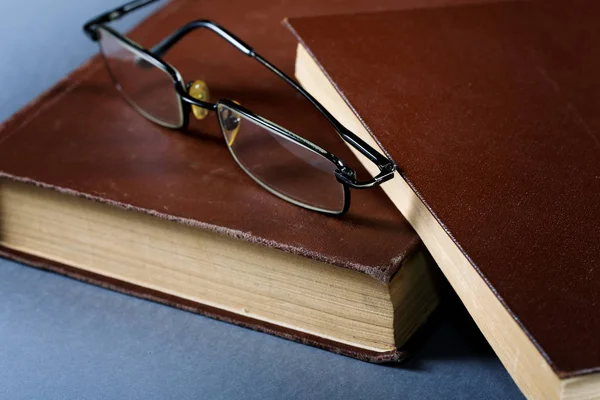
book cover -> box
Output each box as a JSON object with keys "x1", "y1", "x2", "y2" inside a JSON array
[
  {"x1": 0, "y1": 0, "x2": 445, "y2": 362},
  {"x1": 288, "y1": 0, "x2": 600, "y2": 397}
]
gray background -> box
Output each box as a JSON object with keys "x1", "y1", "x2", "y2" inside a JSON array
[{"x1": 0, "y1": 1, "x2": 522, "y2": 398}]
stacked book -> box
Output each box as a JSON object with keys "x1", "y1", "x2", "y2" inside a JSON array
[{"x1": 0, "y1": 0, "x2": 598, "y2": 399}]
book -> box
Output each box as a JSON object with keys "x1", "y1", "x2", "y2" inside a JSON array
[
  {"x1": 0, "y1": 0, "x2": 442, "y2": 362},
  {"x1": 289, "y1": 1, "x2": 600, "y2": 398}
]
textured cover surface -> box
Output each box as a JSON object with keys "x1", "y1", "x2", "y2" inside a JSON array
[
  {"x1": 0, "y1": 0, "x2": 448, "y2": 362},
  {"x1": 287, "y1": 0, "x2": 600, "y2": 376}
]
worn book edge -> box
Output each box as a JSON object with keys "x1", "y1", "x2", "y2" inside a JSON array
[
  {"x1": 0, "y1": 246, "x2": 407, "y2": 363},
  {"x1": 0, "y1": 177, "x2": 442, "y2": 360}
]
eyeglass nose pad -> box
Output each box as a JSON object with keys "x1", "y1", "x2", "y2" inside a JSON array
[
  {"x1": 220, "y1": 100, "x2": 242, "y2": 146},
  {"x1": 188, "y1": 80, "x2": 210, "y2": 120}
]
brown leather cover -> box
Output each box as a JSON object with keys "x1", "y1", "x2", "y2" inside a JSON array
[
  {"x1": 0, "y1": 0, "x2": 453, "y2": 362},
  {"x1": 287, "y1": 0, "x2": 600, "y2": 376}
]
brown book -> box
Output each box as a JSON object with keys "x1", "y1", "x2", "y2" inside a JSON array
[
  {"x1": 289, "y1": 0, "x2": 600, "y2": 398},
  {"x1": 0, "y1": 0, "x2": 444, "y2": 362}
]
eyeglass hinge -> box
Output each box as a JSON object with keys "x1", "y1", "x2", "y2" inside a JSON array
[{"x1": 335, "y1": 163, "x2": 397, "y2": 189}]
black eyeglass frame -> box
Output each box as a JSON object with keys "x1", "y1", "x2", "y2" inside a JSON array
[{"x1": 83, "y1": 0, "x2": 397, "y2": 215}]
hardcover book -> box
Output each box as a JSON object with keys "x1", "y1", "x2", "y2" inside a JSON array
[
  {"x1": 289, "y1": 0, "x2": 600, "y2": 398},
  {"x1": 0, "y1": 0, "x2": 445, "y2": 362}
]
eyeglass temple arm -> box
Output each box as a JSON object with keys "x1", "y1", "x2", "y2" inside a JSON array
[
  {"x1": 82, "y1": 0, "x2": 254, "y2": 56},
  {"x1": 149, "y1": 22, "x2": 394, "y2": 170},
  {"x1": 83, "y1": 0, "x2": 396, "y2": 188},
  {"x1": 149, "y1": 20, "x2": 254, "y2": 57},
  {"x1": 150, "y1": 22, "x2": 396, "y2": 188}
]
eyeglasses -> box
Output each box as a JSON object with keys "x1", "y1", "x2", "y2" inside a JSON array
[{"x1": 83, "y1": 0, "x2": 396, "y2": 215}]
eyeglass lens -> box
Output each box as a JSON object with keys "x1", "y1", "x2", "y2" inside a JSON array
[
  {"x1": 217, "y1": 103, "x2": 345, "y2": 213},
  {"x1": 98, "y1": 27, "x2": 184, "y2": 128}
]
